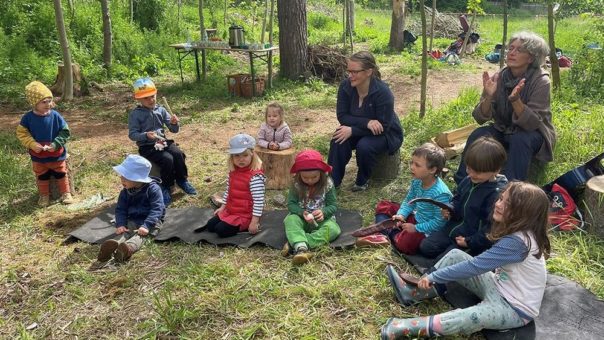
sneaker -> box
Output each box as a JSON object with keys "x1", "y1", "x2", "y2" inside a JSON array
[
  {"x1": 161, "y1": 187, "x2": 172, "y2": 206},
  {"x1": 38, "y1": 195, "x2": 50, "y2": 207},
  {"x1": 114, "y1": 243, "x2": 134, "y2": 263},
  {"x1": 292, "y1": 249, "x2": 314, "y2": 265},
  {"x1": 281, "y1": 243, "x2": 292, "y2": 257},
  {"x1": 177, "y1": 179, "x2": 197, "y2": 195},
  {"x1": 60, "y1": 192, "x2": 75, "y2": 204},
  {"x1": 356, "y1": 234, "x2": 390, "y2": 248},
  {"x1": 97, "y1": 239, "x2": 119, "y2": 262},
  {"x1": 351, "y1": 182, "x2": 369, "y2": 192}
]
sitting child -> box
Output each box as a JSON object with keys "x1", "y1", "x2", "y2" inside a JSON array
[
  {"x1": 97, "y1": 155, "x2": 165, "y2": 263},
  {"x1": 382, "y1": 182, "x2": 550, "y2": 338},
  {"x1": 282, "y1": 150, "x2": 341, "y2": 265},
  {"x1": 356, "y1": 143, "x2": 452, "y2": 255},
  {"x1": 197, "y1": 134, "x2": 265, "y2": 237},
  {"x1": 419, "y1": 137, "x2": 508, "y2": 259},
  {"x1": 128, "y1": 77, "x2": 197, "y2": 206},
  {"x1": 17, "y1": 81, "x2": 75, "y2": 207},
  {"x1": 257, "y1": 102, "x2": 293, "y2": 151}
]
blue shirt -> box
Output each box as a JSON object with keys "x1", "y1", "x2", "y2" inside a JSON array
[
  {"x1": 115, "y1": 179, "x2": 165, "y2": 231},
  {"x1": 397, "y1": 177, "x2": 452, "y2": 234}
]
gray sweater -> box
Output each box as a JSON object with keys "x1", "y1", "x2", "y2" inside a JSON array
[
  {"x1": 128, "y1": 105, "x2": 179, "y2": 147},
  {"x1": 256, "y1": 122, "x2": 293, "y2": 150}
]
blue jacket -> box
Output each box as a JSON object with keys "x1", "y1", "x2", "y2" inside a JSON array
[
  {"x1": 128, "y1": 105, "x2": 179, "y2": 147},
  {"x1": 336, "y1": 78, "x2": 403, "y2": 154},
  {"x1": 115, "y1": 178, "x2": 165, "y2": 231},
  {"x1": 447, "y1": 174, "x2": 508, "y2": 255}
]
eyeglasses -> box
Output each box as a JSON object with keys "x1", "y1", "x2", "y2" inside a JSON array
[{"x1": 347, "y1": 69, "x2": 366, "y2": 76}]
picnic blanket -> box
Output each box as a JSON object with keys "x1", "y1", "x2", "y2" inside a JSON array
[
  {"x1": 66, "y1": 206, "x2": 362, "y2": 249},
  {"x1": 395, "y1": 250, "x2": 604, "y2": 340}
]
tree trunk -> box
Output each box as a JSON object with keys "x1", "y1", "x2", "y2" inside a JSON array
[
  {"x1": 269, "y1": 0, "x2": 275, "y2": 44},
  {"x1": 177, "y1": 0, "x2": 182, "y2": 29},
  {"x1": 101, "y1": 0, "x2": 112, "y2": 70},
  {"x1": 261, "y1": 0, "x2": 269, "y2": 43},
  {"x1": 419, "y1": 0, "x2": 427, "y2": 118},
  {"x1": 50, "y1": 63, "x2": 84, "y2": 97},
  {"x1": 582, "y1": 176, "x2": 604, "y2": 238},
  {"x1": 130, "y1": 0, "x2": 134, "y2": 23},
  {"x1": 346, "y1": 0, "x2": 355, "y2": 33},
  {"x1": 67, "y1": 0, "x2": 75, "y2": 18},
  {"x1": 53, "y1": 0, "x2": 73, "y2": 100},
  {"x1": 459, "y1": 10, "x2": 476, "y2": 58},
  {"x1": 199, "y1": 0, "x2": 205, "y2": 41},
  {"x1": 548, "y1": 4, "x2": 560, "y2": 91},
  {"x1": 255, "y1": 146, "x2": 296, "y2": 190},
  {"x1": 500, "y1": 0, "x2": 508, "y2": 69},
  {"x1": 429, "y1": 0, "x2": 436, "y2": 52},
  {"x1": 277, "y1": 0, "x2": 307, "y2": 80},
  {"x1": 389, "y1": 0, "x2": 406, "y2": 51}
]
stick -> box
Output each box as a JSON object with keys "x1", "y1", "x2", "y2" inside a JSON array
[
  {"x1": 351, "y1": 219, "x2": 398, "y2": 237},
  {"x1": 161, "y1": 96, "x2": 173, "y2": 116}
]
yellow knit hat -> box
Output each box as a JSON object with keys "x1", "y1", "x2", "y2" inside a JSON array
[{"x1": 25, "y1": 81, "x2": 53, "y2": 107}]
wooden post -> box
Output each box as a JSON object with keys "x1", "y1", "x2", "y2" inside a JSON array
[
  {"x1": 255, "y1": 146, "x2": 296, "y2": 190},
  {"x1": 370, "y1": 149, "x2": 401, "y2": 183},
  {"x1": 582, "y1": 176, "x2": 604, "y2": 238}
]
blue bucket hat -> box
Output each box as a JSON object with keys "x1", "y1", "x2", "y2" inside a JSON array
[
  {"x1": 113, "y1": 155, "x2": 153, "y2": 183},
  {"x1": 228, "y1": 133, "x2": 256, "y2": 154}
]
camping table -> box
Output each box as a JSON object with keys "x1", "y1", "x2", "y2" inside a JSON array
[{"x1": 169, "y1": 44, "x2": 278, "y2": 96}]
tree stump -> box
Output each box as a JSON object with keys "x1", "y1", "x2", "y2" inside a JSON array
[
  {"x1": 50, "y1": 154, "x2": 76, "y2": 199},
  {"x1": 582, "y1": 175, "x2": 604, "y2": 238},
  {"x1": 50, "y1": 63, "x2": 87, "y2": 97},
  {"x1": 370, "y1": 149, "x2": 401, "y2": 183},
  {"x1": 255, "y1": 146, "x2": 296, "y2": 190}
]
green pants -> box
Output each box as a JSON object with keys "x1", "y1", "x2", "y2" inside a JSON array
[{"x1": 284, "y1": 214, "x2": 341, "y2": 249}]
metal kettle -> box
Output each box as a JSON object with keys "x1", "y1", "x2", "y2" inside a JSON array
[{"x1": 229, "y1": 25, "x2": 245, "y2": 48}]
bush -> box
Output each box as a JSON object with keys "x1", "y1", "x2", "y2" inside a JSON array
[
  {"x1": 567, "y1": 18, "x2": 604, "y2": 101},
  {"x1": 133, "y1": 0, "x2": 166, "y2": 32}
]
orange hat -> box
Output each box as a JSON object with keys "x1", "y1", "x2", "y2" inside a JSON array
[
  {"x1": 133, "y1": 78, "x2": 157, "y2": 99},
  {"x1": 290, "y1": 149, "x2": 332, "y2": 174}
]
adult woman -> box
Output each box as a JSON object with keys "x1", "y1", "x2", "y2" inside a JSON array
[
  {"x1": 327, "y1": 51, "x2": 403, "y2": 191},
  {"x1": 454, "y1": 31, "x2": 555, "y2": 184}
]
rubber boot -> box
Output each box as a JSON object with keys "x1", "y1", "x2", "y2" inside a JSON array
[
  {"x1": 114, "y1": 243, "x2": 135, "y2": 263},
  {"x1": 386, "y1": 265, "x2": 438, "y2": 306},
  {"x1": 97, "y1": 239, "x2": 119, "y2": 262},
  {"x1": 381, "y1": 316, "x2": 438, "y2": 339}
]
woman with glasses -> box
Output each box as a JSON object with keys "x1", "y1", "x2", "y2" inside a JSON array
[
  {"x1": 327, "y1": 51, "x2": 403, "y2": 191},
  {"x1": 454, "y1": 31, "x2": 556, "y2": 184}
]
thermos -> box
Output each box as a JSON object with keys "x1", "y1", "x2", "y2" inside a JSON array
[{"x1": 229, "y1": 25, "x2": 245, "y2": 48}]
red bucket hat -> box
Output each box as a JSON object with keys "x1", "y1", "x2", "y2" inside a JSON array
[{"x1": 290, "y1": 149, "x2": 332, "y2": 174}]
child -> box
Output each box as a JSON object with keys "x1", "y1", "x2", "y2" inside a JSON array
[
  {"x1": 382, "y1": 181, "x2": 550, "y2": 338},
  {"x1": 257, "y1": 102, "x2": 293, "y2": 151},
  {"x1": 96, "y1": 155, "x2": 165, "y2": 263},
  {"x1": 17, "y1": 81, "x2": 74, "y2": 207},
  {"x1": 282, "y1": 149, "x2": 341, "y2": 265},
  {"x1": 128, "y1": 77, "x2": 197, "y2": 206},
  {"x1": 356, "y1": 143, "x2": 452, "y2": 254},
  {"x1": 198, "y1": 134, "x2": 265, "y2": 237},
  {"x1": 419, "y1": 137, "x2": 508, "y2": 259}
]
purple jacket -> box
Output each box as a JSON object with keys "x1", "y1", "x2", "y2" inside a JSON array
[{"x1": 257, "y1": 122, "x2": 293, "y2": 150}]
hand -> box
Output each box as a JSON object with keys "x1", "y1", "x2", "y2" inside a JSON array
[
  {"x1": 46, "y1": 143, "x2": 56, "y2": 152},
  {"x1": 455, "y1": 236, "x2": 468, "y2": 248},
  {"x1": 137, "y1": 227, "x2": 149, "y2": 236},
  {"x1": 303, "y1": 211, "x2": 315, "y2": 223},
  {"x1": 392, "y1": 215, "x2": 405, "y2": 228},
  {"x1": 312, "y1": 209, "x2": 324, "y2": 222},
  {"x1": 116, "y1": 226, "x2": 128, "y2": 235},
  {"x1": 32, "y1": 143, "x2": 44, "y2": 153},
  {"x1": 401, "y1": 223, "x2": 416, "y2": 233},
  {"x1": 146, "y1": 131, "x2": 157, "y2": 140},
  {"x1": 332, "y1": 125, "x2": 352, "y2": 144},
  {"x1": 248, "y1": 217, "x2": 260, "y2": 235},
  {"x1": 418, "y1": 276, "x2": 433, "y2": 290},
  {"x1": 482, "y1": 71, "x2": 499, "y2": 98},
  {"x1": 268, "y1": 142, "x2": 279, "y2": 150},
  {"x1": 367, "y1": 120, "x2": 384, "y2": 135},
  {"x1": 214, "y1": 205, "x2": 226, "y2": 216},
  {"x1": 441, "y1": 209, "x2": 451, "y2": 220},
  {"x1": 508, "y1": 78, "x2": 526, "y2": 101},
  {"x1": 170, "y1": 114, "x2": 179, "y2": 124}
]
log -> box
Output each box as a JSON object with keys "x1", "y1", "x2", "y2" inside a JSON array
[
  {"x1": 435, "y1": 123, "x2": 478, "y2": 147},
  {"x1": 255, "y1": 146, "x2": 296, "y2": 190},
  {"x1": 50, "y1": 63, "x2": 87, "y2": 97},
  {"x1": 370, "y1": 149, "x2": 400, "y2": 182},
  {"x1": 582, "y1": 175, "x2": 604, "y2": 238},
  {"x1": 50, "y1": 154, "x2": 76, "y2": 199}
]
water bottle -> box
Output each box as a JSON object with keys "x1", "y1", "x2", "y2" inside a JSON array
[{"x1": 185, "y1": 31, "x2": 192, "y2": 51}]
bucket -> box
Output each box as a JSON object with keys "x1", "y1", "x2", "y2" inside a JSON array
[{"x1": 240, "y1": 75, "x2": 265, "y2": 98}]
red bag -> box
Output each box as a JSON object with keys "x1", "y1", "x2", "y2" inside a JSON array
[
  {"x1": 548, "y1": 184, "x2": 584, "y2": 231},
  {"x1": 558, "y1": 56, "x2": 572, "y2": 68},
  {"x1": 375, "y1": 200, "x2": 400, "y2": 217}
]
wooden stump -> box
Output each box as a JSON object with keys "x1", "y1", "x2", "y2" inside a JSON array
[
  {"x1": 582, "y1": 175, "x2": 604, "y2": 238},
  {"x1": 50, "y1": 63, "x2": 87, "y2": 97},
  {"x1": 255, "y1": 146, "x2": 296, "y2": 190},
  {"x1": 370, "y1": 149, "x2": 401, "y2": 183},
  {"x1": 50, "y1": 154, "x2": 76, "y2": 199}
]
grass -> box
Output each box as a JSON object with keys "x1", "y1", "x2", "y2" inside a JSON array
[{"x1": 1, "y1": 4, "x2": 603, "y2": 339}]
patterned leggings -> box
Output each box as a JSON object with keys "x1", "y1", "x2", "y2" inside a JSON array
[{"x1": 434, "y1": 249, "x2": 526, "y2": 335}]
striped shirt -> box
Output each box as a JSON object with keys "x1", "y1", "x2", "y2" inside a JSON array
[
  {"x1": 397, "y1": 177, "x2": 453, "y2": 234},
  {"x1": 223, "y1": 174, "x2": 265, "y2": 216}
]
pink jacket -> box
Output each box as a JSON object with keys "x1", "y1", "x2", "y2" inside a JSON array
[{"x1": 257, "y1": 122, "x2": 293, "y2": 150}]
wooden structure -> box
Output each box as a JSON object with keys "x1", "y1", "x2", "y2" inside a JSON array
[
  {"x1": 582, "y1": 175, "x2": 604, "y2": 238},
  {"x1": 433, "y1": 123, "x2": 478, "y2": 159},
  {"x1": 370, "y1": 149, "x2": 401, "y2": 183},
  {"x1": 255, "y1": 146, "x2": 296, "y2": 190}
]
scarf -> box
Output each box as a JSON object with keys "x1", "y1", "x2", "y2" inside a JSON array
[{"x1": 494, "y1": 67, "x2": 537, "y2": 133}]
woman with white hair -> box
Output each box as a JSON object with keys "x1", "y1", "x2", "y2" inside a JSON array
[{"x1": 454, "y1": 31, "x2": 556, "y2": 183}]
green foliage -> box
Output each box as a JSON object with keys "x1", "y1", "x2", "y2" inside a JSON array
[
  {"x1": 133, "y1": 0, "x2": 166, "y2": 32},
  {"x1": 559, "y1": 0, "x2": 604, "y2": 16}
]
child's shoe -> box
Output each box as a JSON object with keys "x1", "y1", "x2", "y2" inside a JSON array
[
  {"x1": 356, "y1": 234, "x2": 390, "y2": 248},
  {"x1": 114, "y1": 243, "x2": 135, "y2": 263},
  {"x1": 281, "y1": 243, "x2": 292, "y2": 257},
  {"x1": 97, "y1": 239, "x2": 119, "y2": 262},
  {"x1": 176, "y1": 179, "x2": 198, "y2": 195},
  {"x1": 292, "y1": 248, "x2": 313, "y2": 265},
  {"x1": 38, "y1": 195, "x2": 50, "y2": 207},
  {"x1": 351, "y1": 182, "x2": 369, "y2": 192},
  {"x1": 386, "y1": 265, "x2": 438, "y2": 306},
  {"x1": 60, "y1": 192, "x2": 75, "y2": 204}
]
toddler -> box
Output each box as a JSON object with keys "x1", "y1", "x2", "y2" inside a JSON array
[
  {"x1": 282, "y1": 150, "x2": 341, "y2": 265},
  {"x1": 17, "y1": 81, "x2": 74, "y2": 207},
  {"x1": 257, "y1": 103, "x2": 292, "y2": 151}
]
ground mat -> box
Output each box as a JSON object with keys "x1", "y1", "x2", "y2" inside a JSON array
[
  {"x1": 67, "y1": 206, "x2": 362, "y2": 249},
  {"x1": 396, "y1": 251, "x2": 604, "y2": 340}
]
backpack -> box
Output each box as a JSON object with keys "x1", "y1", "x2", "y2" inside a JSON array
[{"x1": 548, "y1": 184, "x2": 584, "y2": 231}]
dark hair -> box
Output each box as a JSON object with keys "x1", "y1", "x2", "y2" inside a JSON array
[
  {"x1": 292, "y1": 170, "x2": 329, "y2": 201},
  {"x1": 349, "y1": 51, "x2": 382, "y2": 80},
  {"x1": 265, "y1": 102, "x2": 284, "y2": 121},
  {"x1": 464, "y1": 136, "x2": 506, "y2": 173},
  {"x1": 488, "y1": 181, "x2": 551, "y2": 259},
  {"x1": 412, "y1": 143, "x2": 446, "y2": 177}
]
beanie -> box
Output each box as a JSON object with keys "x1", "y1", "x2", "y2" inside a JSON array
[{"x1": 25, "y1": 81, "x2": 53, "y2": 107}]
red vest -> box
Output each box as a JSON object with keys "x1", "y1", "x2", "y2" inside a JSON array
[{"x1": 218, "y1": 167, "x2": 263, "y2": 231}]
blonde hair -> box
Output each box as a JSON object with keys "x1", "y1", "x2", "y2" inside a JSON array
[
  {"x1": 265, "y1": 102, "x2": 285, "y2": 124},
  {"x1": 227, "y1": 148, "x2": 263, "y2": 171}
]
